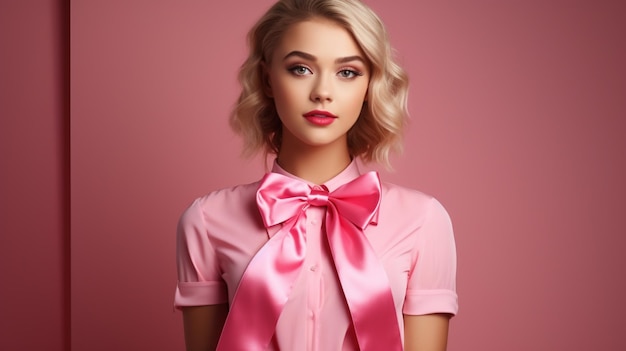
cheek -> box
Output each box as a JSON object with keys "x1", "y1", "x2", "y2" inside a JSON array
[
  {"x1": 272, "y1": 79, "x2": 300, "y2": 105},
  {"x1": 347, "y1": 86, "x2": 368, "y2": 109},
  {"x1": 273, "y1": 89, "x2": 296, "y2": 113},
  {"x1": 271, "y1": 87, "x2": 302, "y2": 122}
]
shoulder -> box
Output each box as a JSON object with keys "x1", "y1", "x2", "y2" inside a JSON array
[
  {"x1": 194, "y1": 181, "x2": 260, "y2": 209},
  {"x1": 380, "y1": 181, "x2": 446, "y2": 213},
  {"x1": 379, "y1": 181, "x2": 452, "y2": 226},
  {"x1": 179, "y1": 181, "x2": 261, "y2": 226}
]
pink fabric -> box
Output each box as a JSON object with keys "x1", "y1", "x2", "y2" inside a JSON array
[
  {"x1": 217, "y1": 172, "x2": 401, "y2": 350},
  {"x1": 175, "y1": 161, "x2": 458, "y2": 350}
]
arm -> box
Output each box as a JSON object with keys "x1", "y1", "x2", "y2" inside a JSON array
[
  {"x1": 182, "y1": 303, "x2": 229, "y2": 351},
  {"x1": 404, "y1": 313, "x2": 451, "y2": 351},
  {"x1": 403, "y1": 198, "x2": 457, "y2": 350},
  {"x1": 176, "y1": 200, "x2": 230, "y2": 350}
]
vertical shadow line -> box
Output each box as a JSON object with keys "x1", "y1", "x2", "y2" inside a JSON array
[{"x1": 58, "y1": 0, "x2": 71, "y2": 350}]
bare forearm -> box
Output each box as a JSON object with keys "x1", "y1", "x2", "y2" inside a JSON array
[
  {"x1": 404, "y1": 313, "x2": 451, "y2": 351},
  {"x1": 182, "y1": 304, "x2": 229, "y2": 351}
]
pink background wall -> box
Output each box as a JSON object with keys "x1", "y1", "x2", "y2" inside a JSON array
[
  {"x1": 2, "y1": 0, "x2": 625, "y2": 350},
  {"x1": 1, "y1": 1, "x2": 68, "y2": 350}
]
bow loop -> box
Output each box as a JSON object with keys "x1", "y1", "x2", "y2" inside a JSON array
[
  {"x1": 256, "y1": 173, "x2": 311, "y2": 227},
  {"x1": 329, "y1": 172, "x2": 381, "y2": 229}
]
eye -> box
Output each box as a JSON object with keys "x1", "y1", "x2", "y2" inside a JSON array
[
  {"x1": 288, "y1": 65, "x2": 312, "y2": 76},
  {"x1": 338, "y1": 69, "x2": 362, "y2": 79}
]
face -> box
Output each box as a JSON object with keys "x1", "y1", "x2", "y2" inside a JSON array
[{"x1": 266, "y1": 17, "x2": 370, "y2": 152}]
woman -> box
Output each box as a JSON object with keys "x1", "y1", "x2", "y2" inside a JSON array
[{"x1": 175, "y1": 0, "x2": 458, "y2": 350}]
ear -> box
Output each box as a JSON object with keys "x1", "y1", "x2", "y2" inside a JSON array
[{"x1": 261, "y1": 61, "x2": 273, "y2": 98}]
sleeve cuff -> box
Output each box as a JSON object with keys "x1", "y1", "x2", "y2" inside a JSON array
[
  {"x1": 403, "y1": 289, "x2": 458, "y2": 316},
  {"x1": 174, "y1": 281, "x2": 228, "y2": 308}
]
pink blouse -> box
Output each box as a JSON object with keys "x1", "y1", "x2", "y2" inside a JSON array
[{"x1": 175, "y1": 161, "x2": 458, "y2": 350}]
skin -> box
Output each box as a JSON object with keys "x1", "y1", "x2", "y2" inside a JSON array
[
  {"x1": 181, "y1": 304, "x2": 228, "y2": 351},
  {"x1": 182, "y1": 17, "x2": 451, "y2": 351},
  {"x1": 266, "y1": 17, "x2": 369, "y2": 184},
  {"x1": 404, "y1": 314, "x2": 452, "y2": 351}
]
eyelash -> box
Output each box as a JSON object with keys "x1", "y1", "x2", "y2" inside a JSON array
[
  {"x1": 338, "y1": 69, "x2": 363, "y2": 79},
  {"x1": 287, "y1": 65, "x2": 363, "y2": 79},
  {"x1": 288, "y1": 65, "x2": 312, "y2": 76}
]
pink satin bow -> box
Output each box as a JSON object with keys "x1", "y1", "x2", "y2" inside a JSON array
[{"x1": 217, "y1": 172, "x2": 402, "y2": 350}]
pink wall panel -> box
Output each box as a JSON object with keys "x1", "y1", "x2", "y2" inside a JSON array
[
  {"x1": 0, "y1": 1, "x2": 68, "y2": 350},
  {"x1": 70, "y1": 1, "x2": 275, "y2": 350},
  {"x1": 368, "y1": 2, "x2": 626, "y2": 350},
  {"x1": 66, "y1": 1, "x2": 625, "y2": 350}
]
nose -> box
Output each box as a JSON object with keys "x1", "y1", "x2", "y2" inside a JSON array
[{"x1": 310, "y1": 75, "x2": 333, "y2": 102}]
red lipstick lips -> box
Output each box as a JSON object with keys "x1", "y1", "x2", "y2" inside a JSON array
[{"x1": 303, "y1": 110, "x2": 337, "y2": 126}]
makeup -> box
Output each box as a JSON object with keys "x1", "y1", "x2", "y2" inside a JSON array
[{"x1": 303, "y1": 110, "x2": 337, "y2": 126}]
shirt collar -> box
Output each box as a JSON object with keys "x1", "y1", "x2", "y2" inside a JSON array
[{"x1": 271, "y1": 159, "x2": 362, "y2": 192}]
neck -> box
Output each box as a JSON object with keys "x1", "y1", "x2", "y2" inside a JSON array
[{"x1": 277, "y1": 141, "x2": 352, "y2": 185}]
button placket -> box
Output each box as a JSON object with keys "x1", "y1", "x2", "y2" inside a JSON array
[{"x1": 304, "y1": 206, "x2": 324, "y2": 351}]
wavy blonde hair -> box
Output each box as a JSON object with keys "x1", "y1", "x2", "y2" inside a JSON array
[{"x1": 229, "y1": 0, "x2": 409, "y2": 167}]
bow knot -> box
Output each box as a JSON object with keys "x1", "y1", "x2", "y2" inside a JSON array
[{"x1": 307, "y1": 186, "x2": 329, "y2": 206}]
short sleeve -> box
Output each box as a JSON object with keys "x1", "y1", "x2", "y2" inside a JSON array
[
  {"x1": 174, "y1": 199, "x2": 228, "y2": 308},
  {"x1": 403, "y1": 198, "x2": 458, "y2": 316}
]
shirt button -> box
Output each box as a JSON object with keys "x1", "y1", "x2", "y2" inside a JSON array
[
  {"x1": 311, "y1": 219, "x2": 318, "y2": 225},
  {"x1": 309, "y1": 265, "x2": 318, "y2": 272}
]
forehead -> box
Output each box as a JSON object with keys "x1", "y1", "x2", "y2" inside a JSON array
[{"x1": 271, "y1": 17, "x2": 364, "y2": 62}]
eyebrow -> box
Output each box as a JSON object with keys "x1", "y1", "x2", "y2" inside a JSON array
[{"x1": 283, "y1": 50, "x2": 366, "y2": 64}]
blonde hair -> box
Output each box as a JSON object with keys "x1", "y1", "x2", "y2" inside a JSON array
[{"x1": 229, "y1": 0, "x2": 409, "y2": 167}]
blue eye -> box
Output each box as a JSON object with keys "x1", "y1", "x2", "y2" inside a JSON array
[
  {"x1": 289, "y1": 66, "x2": 312, "y2": 75},
  {"x1": 338, "y1": 69, "x2": 361, "y2": 78}
]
